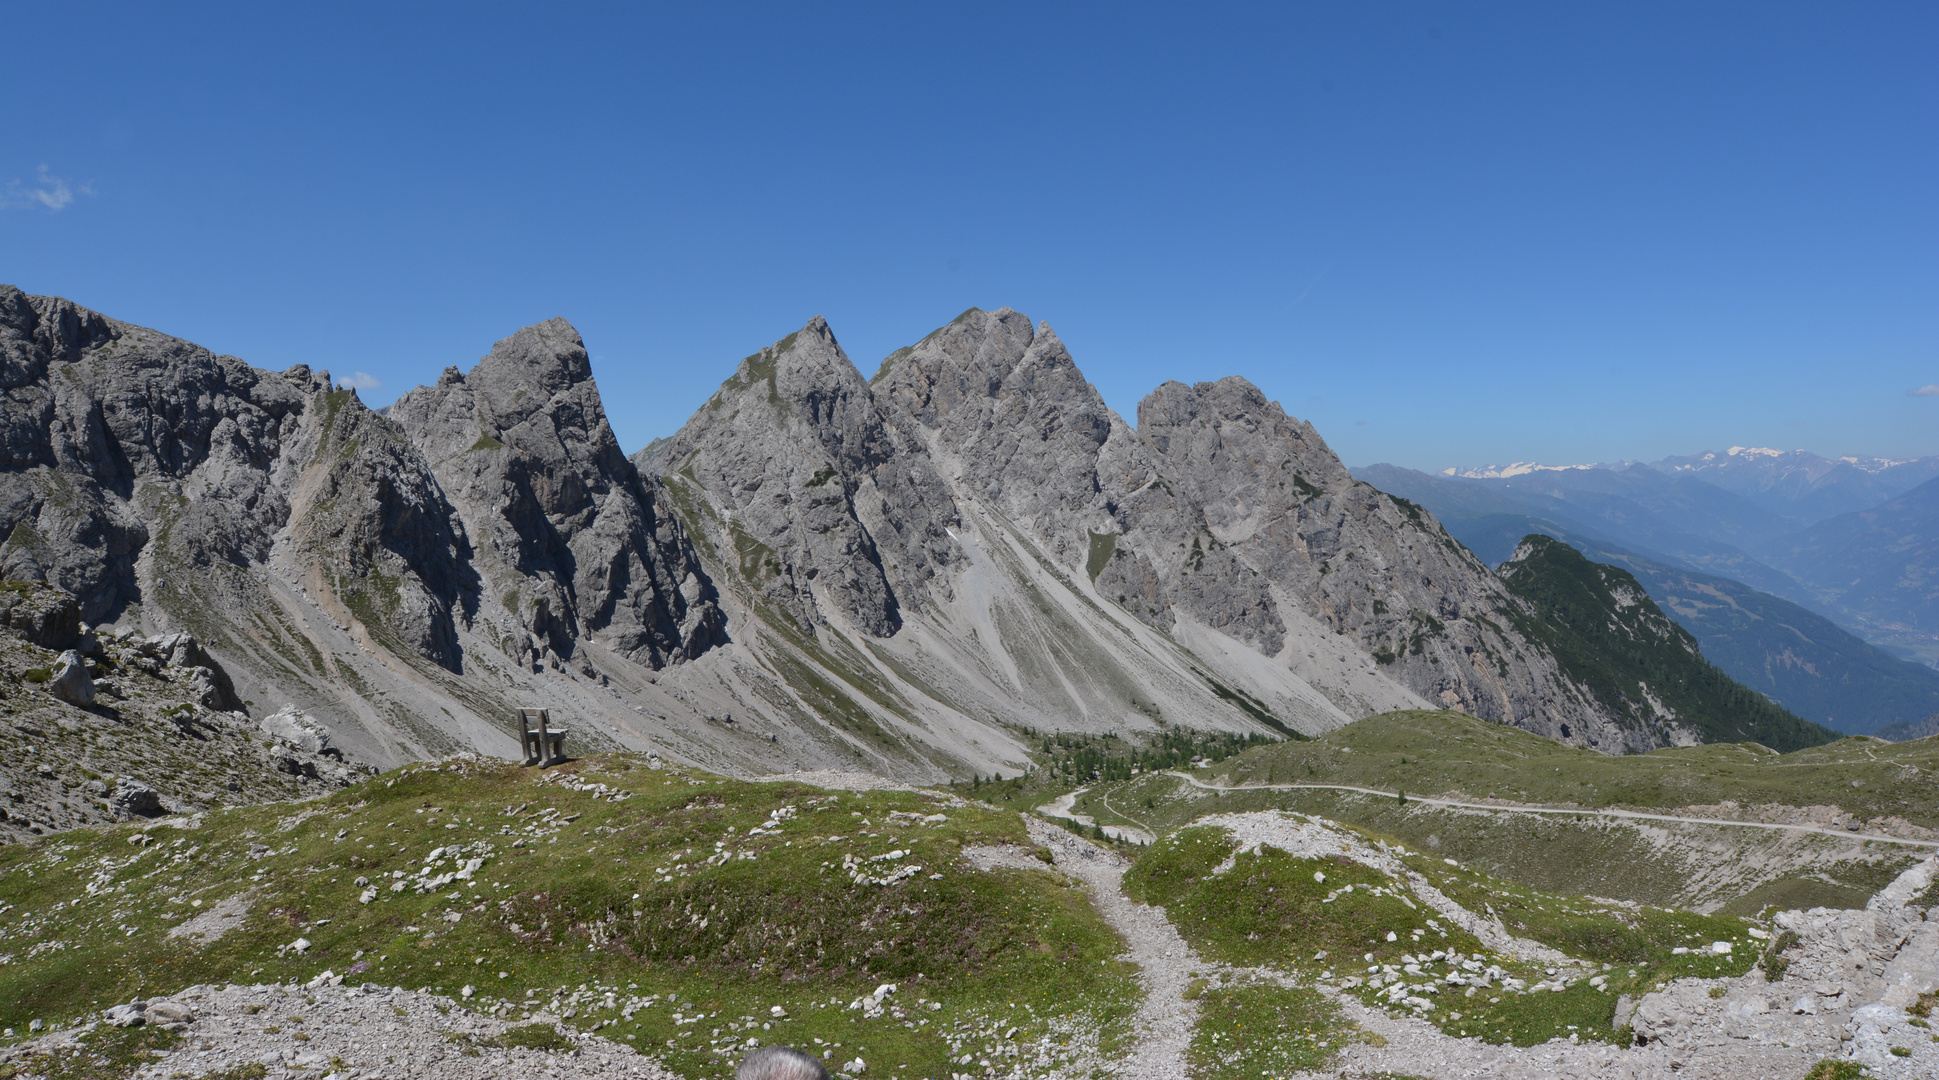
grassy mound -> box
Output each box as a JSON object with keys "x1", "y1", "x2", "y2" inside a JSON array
[
  {"x1": 1187, "y1": 981, "x2": 1358, "y2": 1080},
  {"x1": 1124, "y1": 818, "x2": 1762, "y2": 1047},
  {"x1": 1193, "y1": 710, "x2": 1939, "y2": 825},
  {"x1": 0, "y1": 754, "x2": 1136, "y2": 1079}
]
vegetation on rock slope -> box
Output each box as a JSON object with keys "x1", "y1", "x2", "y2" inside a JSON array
[
  {"x1": 1498, "y1": 536, "x2": 1837, "y2": 752},
  {"x1": 0, "y1": 755, "x2": 1136, "y2": 1080},
  {"x1": 1124, "y1": 820, "x2": 1760, "y2": 1048}
]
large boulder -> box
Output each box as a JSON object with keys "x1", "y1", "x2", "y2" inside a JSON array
[
  {"x1": 259, "y1": 705, "x2": 332, "y2": 754},
  {"x1": 138, "y1": 631, "x2": 243, "y2": 712},
  {"x1": 0, "y1": 582, "x2": 81, "y2": 649},
  {"x1": 46, "y1": 648, "x2": 94, "y2": 705},
  {"x1": 109, "y1": 778, "x2": 165, "y2": 819}
]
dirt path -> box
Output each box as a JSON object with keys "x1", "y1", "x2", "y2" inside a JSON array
[
  {"x1": 1165, "y1": 771, "x2": 1939, "y2": 848},
  {"x1": 1025, "y1": 806, "x2": 1892, "y2": 1080},
  {"x1": 1038, "y1": 789, "x2": 1157, "y2": 844},
  {"x1": 1025, "y1": 817, "x2": 1199, "y2": 1080}
]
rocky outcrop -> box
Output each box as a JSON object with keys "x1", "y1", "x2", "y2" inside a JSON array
[
  {"x1": 0, "y1": 285, "x2": 471, "y2": 675},
  {"x1": 869, "y1": 309, "x2": 1611, "y2": 743},
  {"x1": 0, "y1": 592, "x2": 372, "y2": 843},
  {"x1": 259, "y1": 704, "x2": 334, "y2": 755},
  {"x1": 645, "y1": 317, "x2": 959, "y2": 637},
  {"x1": 0, "y1": 286, "x2": 743, "y2": 776},
  {"x1": 46, "y1": 648, "x2": 93, "y2": 705},
  {"x1": 0, "y1": 581, "x2": 82, "y2": 648},
  {"x1": 388, "y1": 318, "x2": 723, "y2": 671}
]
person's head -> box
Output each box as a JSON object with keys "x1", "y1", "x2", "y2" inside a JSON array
[{"x1": 737, "y1": 1045, "x2": 830, "y2": 1080}]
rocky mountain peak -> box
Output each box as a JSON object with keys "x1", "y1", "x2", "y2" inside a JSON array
[
  {"x1": 654, "y1": 316, "x2": 964, "y2": 638},
  {"x1": 469, "y1": 317, "x2": 597, "y2": 434},
  {"x1": 388, "y1": 316, "x2": 723, "y2": 671},
  {"x1": 1137, "y1": 376, "x2": 1351, "y2": 493},
  {"x1": 870, "y1": 307, "x2": 1037, "y2": 427}
]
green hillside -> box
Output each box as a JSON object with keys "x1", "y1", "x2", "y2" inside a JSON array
[
  {"x1": 1044, "y1": 710, "x2": 1936, "y2": 912},
  {"x1": 1124, "y1": 822, "x2": 1760, "y2": 1047},
  {"x1": 1149, "y1": 709, "x2": 1939, "y2": 826},
  {"x1": 1499, "y1": 536, "x2": 1838, "y2": 752},
  {"x1": 0, "y1": 755, "x2": 1135, "y2": 1079}
]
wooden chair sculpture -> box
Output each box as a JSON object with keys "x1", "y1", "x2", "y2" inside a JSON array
[{"x1": 518, "y1": 708, "x2": 567, "y2": 766}]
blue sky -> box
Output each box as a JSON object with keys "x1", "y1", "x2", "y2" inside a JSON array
[{"x1": 3, "y1": 2, "x2": 1933, "y2": 471}]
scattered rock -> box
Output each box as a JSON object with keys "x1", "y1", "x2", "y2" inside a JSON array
[
  {"x1": 260, "y1": 704, "x2": 332, "y2": 754},
  {"x1": 46, "y1": 649, "x2": 94, "y2": 705},
  {"x1": 0, "y1": 583, "x2": 82, "y2": 649},
  {"x1": 109, "y1": 778, "x2": 165, "y2": 819}
]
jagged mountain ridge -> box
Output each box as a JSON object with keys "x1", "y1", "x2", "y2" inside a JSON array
[
  {"x1": 647, "y1": 307, "x2": 1678, "y2": 753},
  {"x1": 0, "y1": 287, "x2": 1730, "y2": 779},
  {"x1": 0, "y1": 286, "x2": 746, "y2": 775}
]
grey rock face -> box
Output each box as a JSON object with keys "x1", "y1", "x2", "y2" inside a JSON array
[
  {"x1": 0, "y1": 284, "x2": 467, "y2": 675},
  {"x1": 866, "y1": 309, "x2": 1607, "y2": 741},
  {"x1": 1124, "y1": 377, "x2": 1608, "y2": 743},
  {"x1": 110, "y1": 778, "x2": 165, "y2": 819},
  {"x1": 0, "y1": 582, "x2": 82, "y2": 649},
  {"x1": 649, "y1": 316, "x2": 960, "y2": 637},
  {"x1": 47, "y1": 648, "x2": 94, "y2": 705},
  {"x1": 260, "y1": 704, "x2": 333, "y2": 754},
  {"x1": 874, "y1": 309, "x2": 1148, "y2": 568},
  {"x1": 0, "y1": 286, "x2": 740, "y2": 775},
  {"x1": 388, "y1": 318, "x2": 724, "y2": 669}
]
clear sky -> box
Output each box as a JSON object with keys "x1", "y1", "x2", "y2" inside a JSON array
[{"x1": 3, "y1": 2, "x2": 1933, "y2": 471}]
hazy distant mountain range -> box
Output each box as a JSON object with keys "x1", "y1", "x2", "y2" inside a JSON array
[{"x1": 1357, "y1": 448, "x2": 1939, "y2": 736}]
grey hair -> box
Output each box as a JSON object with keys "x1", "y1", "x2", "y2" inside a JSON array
[{"x1": 738, "y1": 1045, "x2": 831, "y2": 1080}]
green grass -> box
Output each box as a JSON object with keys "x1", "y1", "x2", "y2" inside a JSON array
[
  {"x1": 1405, "y1": 854, "x2": 1760, "y2": 978},
  {"x1": 1185, "y1": 709, "x2": 1939, "y2": 828},
  {"x1": 1186, "y1": 982, "x2": 1356, "y2": 1080},
  {"x1": 1122, "y1": 820, "x2": 1762, "y2": 1048},
  {"x1": 0, "y1": 1022, "x2": 181, "y2": 1079},
  {"x1": 1125, "y1": 827, "x2": 1487, "y2": 969},
  {"x1": 1085, "y1": 774, "x2": 1924, "y2": 915},
  {"x1": 0, "y1": 755, "x2": 1137, "y2": 1079}
]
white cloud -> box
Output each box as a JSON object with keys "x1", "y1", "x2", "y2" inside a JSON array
[
  {"x1": 343, "y1": 372, "x2": 383, "y2": 390},
  {"x1": 2, "y1": 165, "x2": 90, "y2": 212},
  {"x1": 1909, "y1": 384, "x2": 1939, "y2": 397}
]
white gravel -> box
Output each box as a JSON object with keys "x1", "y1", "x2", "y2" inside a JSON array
[
  {"x1": 1026, "y1": 816, "x2": 1202, "y2": 1080},
  {"x1": 1, "y1": 982, "x2": 677, "y2": 1080}
]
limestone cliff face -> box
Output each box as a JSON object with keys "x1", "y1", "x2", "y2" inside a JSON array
[
  {"x1": 1124, "y1": 377, "x2": 1624, "y2": 747},
  {"x1": 0, "y1": 286, "x2": 737, "y2": 772},
  {"x1": 873, "y1": 309, "x2": 1153, "y2": 565},
  {"x1": 868, "y1": 309, "x2": 1617, "y2": 746},
  {"x1": 0, "y1": 286, "x2": 467, "y2": 668},
  {"x1": 388, "y1": 318, "x2": 723, "y2": 671},
  {"x1": 645, "y1": 316, "x2": 961, "y2": 639}
]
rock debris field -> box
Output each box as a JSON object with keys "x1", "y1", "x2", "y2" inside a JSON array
[{"x1": 0, "y1": 982, "x2": 678, "y2": 1080}]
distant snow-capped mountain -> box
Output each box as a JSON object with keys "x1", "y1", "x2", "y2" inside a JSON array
[
  {"x1": 1440, "y1": 462, "x2": 1601, "y2": 479},
  {"x1": 1650, "y1": 447, "x2": 1939, "y2": 525}
]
